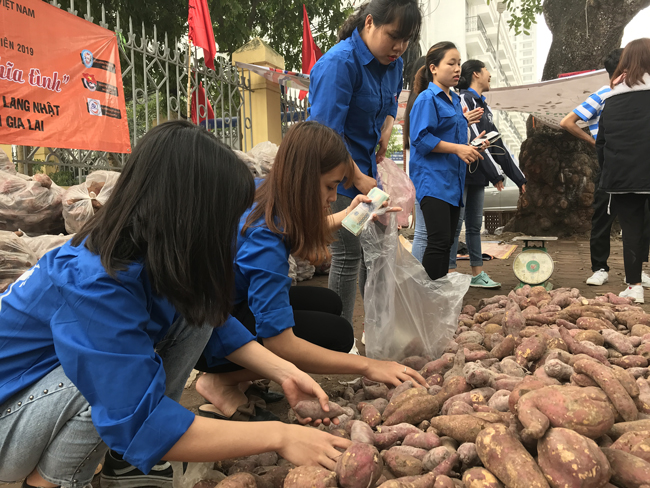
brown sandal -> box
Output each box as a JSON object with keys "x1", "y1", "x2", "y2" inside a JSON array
[{"x1": 198, "y1": 395, "x2": 279, "y2": 421}]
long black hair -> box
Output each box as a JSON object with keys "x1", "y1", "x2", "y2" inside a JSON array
[
  {"x1": 457, "y1": 59, "x2": 486, "y2": 91},
  {"x1": 403, "y1": 55, "x2": 425, "y2": 149},
  {"x1": 404, "y1": 42, "x2": 457, "y2": 142},
  {"x1": 72, "y1": 120, "x2": 255, "y2": 327},
  {"x1": 338, "y1": 0, "x2": 422, "y2": 43}
]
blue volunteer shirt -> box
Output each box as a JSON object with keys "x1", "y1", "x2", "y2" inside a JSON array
[
  {"x1": 202, "y1": 202, "x2": 294, "y2": 366},
  {"x1": 308, "y1": 28, "x2": 402, "y2": 199},
  {"x1": 573, "y1": 85, "x2": 611, "y2": 139},
  {"x1": 0, "y1": 241, "x2": 254, "y2": 473},
  {"x1": 409, "y1": 82, "x2": 469, "y2": 206}
]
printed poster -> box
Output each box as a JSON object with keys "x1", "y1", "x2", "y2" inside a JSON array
[{"x1": 0, "y1": 0, "x2": 131, "y2": 152}]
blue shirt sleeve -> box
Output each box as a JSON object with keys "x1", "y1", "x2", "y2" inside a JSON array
[
  {"x1": 573, "y1": 92, "x2": 604, "y2": 123},
  {"x1": 308, "y1": 54, "x2": 357, "y2": 145},
  {"x1": 238, "y1": 227, "x2": 294, "y2": 339},
  {"x1": 202, "y1": 315, "x2": 257, "y2": 367},
  {"x1": 50, "y1": 273, "x2": 194, "y2": 474},
  {"x1": 410, "y1": 93, "x2": 442, "y2": 156}
]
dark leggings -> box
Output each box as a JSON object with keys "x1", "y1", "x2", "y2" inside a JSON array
[
  {"x1": 195, "y1": 286, "x2": 355, "y2": 374},
  {"x1": 420, "y1": 196, "x2": 461, "y2": 281},
  {"x1": 611, "y1": 193, "x2": 650, "y2": 284}
]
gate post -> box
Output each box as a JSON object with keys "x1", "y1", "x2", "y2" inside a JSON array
[{"x1": 232, "y1": 38, "x2": 284, "y2": 150}]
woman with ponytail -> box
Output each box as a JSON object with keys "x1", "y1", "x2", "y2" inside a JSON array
[
  {"x1": 445, "y1": 60, "x2": 527, "y2": 288},
  {"x1": 406, "y1": 42, "x2": 488, "y2": 281},
  {"x1": 308, "y1": 0, "x2": 422, "y2": 324}
]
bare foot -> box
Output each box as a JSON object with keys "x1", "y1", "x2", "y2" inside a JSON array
[{"x1": 196, "y1": 373, "x2": 248, "y2": 417}]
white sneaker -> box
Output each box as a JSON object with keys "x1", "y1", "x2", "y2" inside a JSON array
[
  {"x1": 642, "y1": 271, "x2": 650, "y2": 288},
  {"x1": 361, "y1": 331, "x2": 366, "y2": 345},
  {"x1": 348, "y1": 339, "x2": 360, "y2": 355},
  {"x1": 586, "y1": 269, "x2": 608, "y2": 286},
  {"x1": 620, "y1": 285, "x2": 644, "y2": 304}
]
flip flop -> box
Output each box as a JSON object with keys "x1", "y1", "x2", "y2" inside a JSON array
[
  {"x1": 246, "y1": 383, "x2": 285, "y2": 404},
  {"x1": 198, "y1": 396, "x2": 280, "y2": 422}
]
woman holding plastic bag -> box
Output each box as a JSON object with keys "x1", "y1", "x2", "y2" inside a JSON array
[
  {"x1": 195, "y1": 122, "x2": 426, "y2": 423},
  {"x1": 406, "y1": 42, "x2": 489, "y2": 281},
  {"x1": 0, "y1": 121, "x2": 351, "y2": 488},
  {"x1": 308, "y1": 0, "x2": 422, "y2": 324}
]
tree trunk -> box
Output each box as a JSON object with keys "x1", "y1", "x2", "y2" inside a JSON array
[{"x1": 507, "y1": 0, "x2": 649, "y2": 236}]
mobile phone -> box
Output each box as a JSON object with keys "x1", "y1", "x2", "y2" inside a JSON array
[{"x1": 471, "y1": 131, "x2": 501, "y2": 147}]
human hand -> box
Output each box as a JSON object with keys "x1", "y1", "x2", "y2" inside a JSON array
[
  {"x1": 456, "y1": 144, "x2": 484, "y2": 165},
  {"x1": 364, "y1": 358, "x2": 428, "y2": 387},
  {"x1": 276, "y1": 423, "x2": 351, "y2": 470},
  {"x1": 463, "y1": 106, "x2": 484, "y2": 125},
  {"x1": 495, "y1": 180, "x2": 505, "y2": 191},
  {"x1": 521, "y1": 184, "x2": 526, "y2": 193},
  {"x1": 281, "y1": 368, "x2": 337, "y2": 427},
  {"x1": 354, "y1": 173, "x2": 377, "y2": 195}
]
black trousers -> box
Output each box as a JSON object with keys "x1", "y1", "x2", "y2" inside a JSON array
[
  {"x1": 195, "y1": 286, "x2": 355, "y2": 374},
  {"x1": 420, "y1": 196, "x2": 461, "y2": 281},
  {"x1": 611, "y1": 193, "x2": 650, "y2": 284},
  {"x1": 591, "y1": 186, "x2": 650, "y2": 271}
]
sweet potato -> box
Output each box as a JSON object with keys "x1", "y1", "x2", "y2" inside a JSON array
[
  {"x1": 434, "y1": 376, "x2": 473, "y2": 406},
  {"x1": 632, "y1": 324, "x2": 650, "y2": 337},
  {"x1": 351, "y1": 420, "x2": 375, "y2": 444},
  {"x1": 433, "y1": 476, "x2": 455, "y2": 488},
  {"x1": 216, "y1": 473, "x2": 257, "y2": 488},
  {"x1": 422, "y1": 446, "x2": 451, "y2": 472},
  {"x1": 382, "y1": 450, "x2": 423, "y2": 477},
  {"x1": 457, "y1": 442, "x2": 479, "y2": 470},
  {"x1": 388, "y1": 446, "x2": 429, "y2": 462},
  {"x1": 609, "y1": 419, "x2": 650, "y2": 439},
  {"x1": 610, "y1": 355, "x2": 649, "y2": 369},
  {"x1": 602, "y1": 329, "x2": 636, "y2": 355},
  {"x1": 636, "y1": 378, "x2": 650, "y2": 414},
  {"x1": 383, "y1": 393, "x2": 439, "y2": 426},
  {"x1": 358, "y1": 398, "x2": 389, "y2": 415},
  {"x1": 499, "y1": 358, "x2": 526, "y2": 378},
  {"x1": 475, "y1": 423, "x2": 549, "y2": 488},
  {"x1": 463, "y1": 363, "x2": 497, "y2": 388},
  {"x1": 376, "y1": 422, "x2": 422, "y2": 439},
  {"x1": 537, "y1": 428, "x2": 611, "y2": 488},
  {"x1": 429, "y1": 415, "x2": 493, "y2": 443},
  {"x1": 574, "y1": 359, "x2": 639, "y2": 422},
  {"x1": 543, "y1": 358, "x2": 574, "y2": 381},
  {"x1": 363, "y1": 381, "x2": 389, "y2": 400},
  {"x1": 283, "y1": 466, "x2": 337, "y2": 488},
  {"x1": 602, "y1": 447, "x2": 650, "y2": 488},
  {"x1": 293, "y1": 401, "x2": 346, "y2": 420},
  {"x1": 374, "y1": 430, "x2": 400, "y2": 450},
  {"x1": 487, "y1": 390, "x2": 510, "y2": 412},
  {"x1": 574, "y1": 329, "x2": 605, "y2": 346},
  {"x1": 490, "y1": 334, "x2": 515, "y2": 360},
  {"x1": 560, "y1": 326, "x2": 609, "y2": 364},
  {"x1": 515, "y1": 385, "x2": 616, "y2": 440},
  {"x1": 493, "y1": 375, "x2": 523, "y2": 391},
  {"x1": 508, "y1": 375, "x2": 560, "y2": 414},
  {"x1": 610, "y1": 430, "x2": 650, "y2": 455},
  {"x1": 576, "y1": 317, "x2": 609, "y2": 331},
  {"x1": 503, "y1": 300, "x2": 526, "y2": 337},
  {"x1": 445, "y1": 350, "x2": 467, "y2": 380},
  {"x1": 256, "y1": 466, "x2": 291, "y2": 488},
  {"x1": 427, "y1": 374, "x2": 444, "y2": 388},
  {"x1": 403, "y1": 432, "x2": 442, "y2": 450},
  {"x1": 402, "y1": 356, "x2": 429, "y2": 371},
  {"x1": 461, "y1": 467, "x2": 504, "y2": 488},
  {"x1": 432, "y1": 452, "x2": 460, "y2": 478},
  {"x1": 421, "y1": 355, "x2": 456, "y2": 378},
  {"x1": 361, "y1": 404, "x2": 382, "y2": 428},
  {"x1": 335, "y1": 443, "x2": 383, "y2": 488}
]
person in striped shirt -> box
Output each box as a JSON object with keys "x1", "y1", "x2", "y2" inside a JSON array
[{"x1": 560, "y1": 48, "x2": 650, "y2": 288}]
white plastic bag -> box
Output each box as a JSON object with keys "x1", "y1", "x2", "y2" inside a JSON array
[
  {"x1": 376, "y1": 157, "x2": 415, "y2": 228},
  {"x1": 0, "y1": 230, "x2": 38, "y2": 292},
  {"x1": 361, "y1": 214, "x2": 471, "y2": 361},
  {"x1": 62, "y1": 170, "x2": 120, "y2": 234},
  {"x1": 18, "y1": 230, "x2": 73, "y2": 259}
]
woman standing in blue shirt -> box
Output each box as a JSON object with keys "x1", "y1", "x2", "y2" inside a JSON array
[
  {"x1": 308, "y1": 0, "x2": 422, "y2": 324},
  {"x1": 407, "y1": 42, "x2": 487, "y2": 281},
  {"x1": 0, "y1": 121, "x2": 350, "y2": 488},
  {"x1": 195, "y1": 122, "x2": 426, "y2": 422}
]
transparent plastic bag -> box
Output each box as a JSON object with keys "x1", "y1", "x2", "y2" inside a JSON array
[
  {"x1": 376, "y1": 157, "x2": 415, "y2": 228},
  {"x1": 0, "y1": 171, "x2": 64, "y2": 234},
  {"x1": 0, "y1": 230, "x2": 38, "y2": 292},
  {"x1": 62, "y1": 170, "x2": 120, "y2": 234},
  {"x1": 360, "y1": 214, "x2": 471, "y2": 361},
  {"x1": 18, "y1": 230, "x2": 73, "y2": 259}
]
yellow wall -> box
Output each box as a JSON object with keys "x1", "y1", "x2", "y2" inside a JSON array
[{"x1": 232, "y1": 38, "x2": 284, "y2": 151}]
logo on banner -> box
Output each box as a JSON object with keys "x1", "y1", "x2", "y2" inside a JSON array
[
  {"x1": 87, "y1": 98, "x2": 103, "y2": 116},
  {"x1": 82, "y1": 73, "x2": 97, "y2": 91},
  {"x1": 81, "y1": 50, "x2": 94, "y2": 69}
]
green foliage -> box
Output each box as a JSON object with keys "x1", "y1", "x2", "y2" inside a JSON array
[
  {"x1": 89, "y1": 0, "x2": 352, "y2": 71},
  {"x1": 488, "y1": 0, "x2": 543, "y2": 35},
  {"x1": 384, "y1": 126, "x2": 403, "y2": 160}
]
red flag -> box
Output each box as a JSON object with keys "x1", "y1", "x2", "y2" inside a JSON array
[
  {"x1": 188, "y1": 0, "x2": 216, "y2": 71},
  {"x1": 191, "y1": 82, "x2": 215, "y2": 124},
  {"x1": 300, "y1": 5, "x2": 322, "y2": 99}
]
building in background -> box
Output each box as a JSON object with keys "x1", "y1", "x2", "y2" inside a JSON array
[{"x1": 419, "y1": 0, "x2": 535, "y2": 159}]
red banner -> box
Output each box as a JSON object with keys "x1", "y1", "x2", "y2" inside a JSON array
[{"x1": 0, "y1": 0, "x2": 131, "y2": 153}]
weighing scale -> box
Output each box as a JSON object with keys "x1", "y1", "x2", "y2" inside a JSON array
[{"x1": 512, "y1": 236, "x2": 557, "y2": 290}]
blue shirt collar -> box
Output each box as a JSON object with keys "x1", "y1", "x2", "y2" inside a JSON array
[
  {"x1": 351, "y1": 29, "x2": 375, "y2": 66},
  {"x1": 467, "y1": 87, "x2": 486, "y2": 102},
  {"x1": 428, "y1": 82, "x2": 459, "y2": 102}
]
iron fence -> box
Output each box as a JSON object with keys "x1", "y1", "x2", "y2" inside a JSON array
[
  {"x1": 280, "y1": 88, "x2": 309, "y2": 137},
  {"x1": 11, "y1": 0, "x2": 252, "y2": 180}
]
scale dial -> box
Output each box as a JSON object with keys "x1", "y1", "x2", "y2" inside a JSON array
[{"x1": 513, "y1": 249, "x2": 554, "y2": 285}]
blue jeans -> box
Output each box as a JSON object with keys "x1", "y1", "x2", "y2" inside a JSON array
[
  {"x1": 449, "y1": 184, "x2": 485, "y2": 269},
  {"x1": 329, "y1": 195, "x2": 367, "y2": 324},
  {"x1": 0, "y1": 317, "x2": 213, "y2": 487}
]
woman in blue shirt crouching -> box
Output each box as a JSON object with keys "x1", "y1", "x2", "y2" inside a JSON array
[
  {"x1": 195, "y1": 121, "x2": 427, "y2": 422},
  {"x1": 308, "y1": 0, "x2": 421, "y2": 325},
  {"x1": 0, "y1": 121, "x2": 350, "y2": 488},
  {"x1": 406, "y1": 42, "x2": 487, "y2": 281}
]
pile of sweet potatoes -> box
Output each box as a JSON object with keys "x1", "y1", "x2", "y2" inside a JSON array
[{"x1": 194, "y1": 285, "x2": 650, "y2": 488}]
